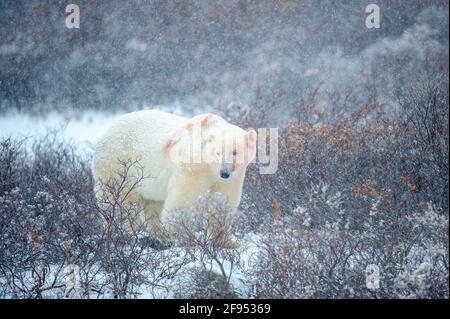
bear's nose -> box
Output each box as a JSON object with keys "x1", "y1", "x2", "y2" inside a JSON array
[{"x1": 220, "y1": 170, "x2": 231, "y2": 179}]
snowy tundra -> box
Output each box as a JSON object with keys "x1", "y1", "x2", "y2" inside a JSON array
[{"x1": 92, "y1": 110, "x2": 257, "y2": 247}]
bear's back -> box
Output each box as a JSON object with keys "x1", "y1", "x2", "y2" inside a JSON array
[{"x1": 92, "y1": 110, "x2": 188, "y2": 199}]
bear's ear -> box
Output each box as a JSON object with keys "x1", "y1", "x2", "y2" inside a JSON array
[
  {"x1": 247, "y1": 129, "x2": 257, "y2": 162},
  {"x1": 190, "y1": 113, "x2": 219, "y2": 130},
  {"x1": 165, "y1": 114, "x2": 216, "y2": 147}
]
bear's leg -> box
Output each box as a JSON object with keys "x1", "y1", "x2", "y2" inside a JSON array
[
  {"x1": 210, "y1": 174, "x2": 246, "y2": 248},
  {"x1": 160, "y1": 172, "x2": 212, "y2": 239},
  {"x1": 120, "y1": 193, "x2": 146, "y2": 233},
  {"x1": 141, "y1": 199, "x2": 165, "y2": 239}
]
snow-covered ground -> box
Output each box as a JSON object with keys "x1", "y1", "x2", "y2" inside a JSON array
[
  {"x1": 0, "y1": 111, "x2": 117, "y2": 151},
  {"x1": 138, "y1": 232, "x2": 263, "y2": 299}
]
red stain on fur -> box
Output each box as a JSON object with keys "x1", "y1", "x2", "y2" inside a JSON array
[
  {"x1": 163, "y1": 139, "x2": 175, "y2": 154},
  {"x1": 232, "y1": 157, "x2": 237, "y2": 171},
  {"x1": 163, "y1": 115, "x2": 211, "y2": 155},
  {"x1": 200, "y1": 114, "x2": 211, "y2": 128},
  {"x1": 163, "y1": 122, "x2": 193, "y2": 154}
]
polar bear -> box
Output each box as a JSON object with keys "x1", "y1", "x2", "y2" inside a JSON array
[{"x1": 92, "y1": 109, "x2": 257, "y2": 247}]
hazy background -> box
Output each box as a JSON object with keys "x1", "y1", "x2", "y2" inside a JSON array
[{"x1": 0, "y1": 0, "x2": 448, "y2": 124}]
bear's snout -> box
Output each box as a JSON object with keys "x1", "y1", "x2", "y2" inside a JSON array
[{"x1": 220, "y1": 169, "x2": 231, "y2": 179}]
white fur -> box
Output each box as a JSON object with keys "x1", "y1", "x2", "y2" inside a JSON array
[{"x1": 92, "y1": 109, "x2": 256, "y2": 242}]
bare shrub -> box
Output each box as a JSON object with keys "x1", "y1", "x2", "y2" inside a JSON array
[
  {"x1": 0, "y1": 134, "x2": 188, "y2": 298},
  {"x1": 167, "y1": 194, "x2": 241, "y2": 298},
  {"x1": 234, "y1": 73, "x2": 449, "y2": 299},
  {"x1": 0, "y1": 134, "x2": 97, "y2": 298},
  {"x1": 91, "y1": 159, "x2": 188, "y2": 298}
]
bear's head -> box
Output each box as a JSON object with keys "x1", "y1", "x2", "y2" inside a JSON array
[
  {"x1": 166, "y1": 113, "x2": 257, "y2": 180},
  {"x1": 203, "y1": 123, "x2": 257, "y2": 180}
]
